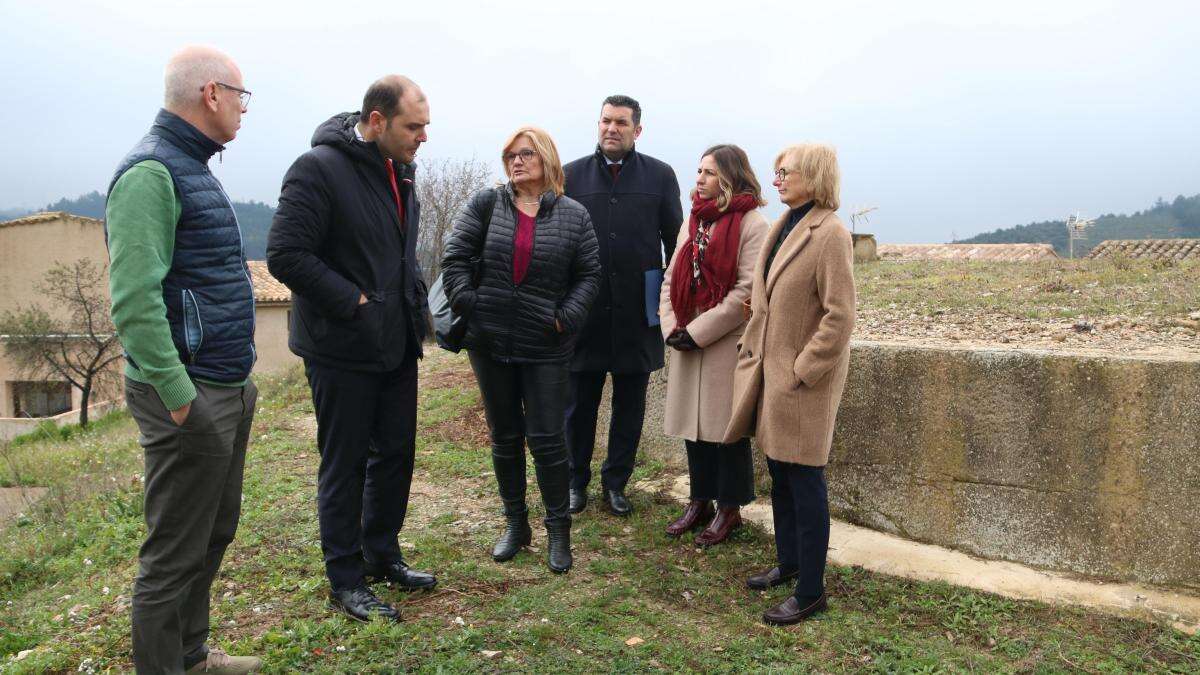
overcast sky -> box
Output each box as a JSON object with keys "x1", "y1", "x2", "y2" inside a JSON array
[{"x1": 1, "y1": 0, "x2": 1197, "y2": 242}]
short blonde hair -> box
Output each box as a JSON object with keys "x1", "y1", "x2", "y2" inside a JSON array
[
  {"x1": 774, "y1": 144, "x2": 840, "y2": 210},
  {"x1": 501, "y1": 126, "x2": 565, "y2": 197}
]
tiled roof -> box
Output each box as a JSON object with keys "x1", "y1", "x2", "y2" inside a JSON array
[
  {"x1": 877, "y1": 243, "x2": 1059, "y2": 262},
  {"x1": 0, "y1": 211, "x2": 103, "y2": 229},
  {"x1": 1087, "y1": 239, "x2": 1200, "y2": 261},
  {"x1": 247, "y1": 260, "x2": 291, "y2": 303}
]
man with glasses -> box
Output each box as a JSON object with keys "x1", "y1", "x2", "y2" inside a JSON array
[
  {"x1": 563, "y1": 95, "x2": 682, "y2": 517},
  {"x1": 268, "y1": 75, "x2": 436, "y2": 623},
  {"x1": 106, "y1": 45, "x2": 261, "y2": 673}
]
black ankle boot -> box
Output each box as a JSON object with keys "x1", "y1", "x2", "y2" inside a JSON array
[
  {"x1": 546, "y1": 519, "x2": 573, "y2": 573},
  {"x1": 492, "y1": 511, "x2": 532, "y2": 562}
]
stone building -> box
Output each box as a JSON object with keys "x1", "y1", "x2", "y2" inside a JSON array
[{"x1": 0, "y1": 211, "x2": 295, "y2": 430}]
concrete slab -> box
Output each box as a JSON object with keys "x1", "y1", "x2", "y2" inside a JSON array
[{"x1": 663, "y1": 475, "x2": 1200, "y2": 634}]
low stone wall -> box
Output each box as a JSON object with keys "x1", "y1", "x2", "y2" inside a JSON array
[
  {"x1": 628, "y1": 341, "x2": 1200, "y2": 590},
  {"x1": 0, "y1": 399, "x2": 120, "y2": 442}
]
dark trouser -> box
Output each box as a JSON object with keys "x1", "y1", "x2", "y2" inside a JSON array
[
  {"x1": 126, "y1": 376, "x2": 257, "y2": 675},
  {"x1": 685, "y1": 438, "x2": 755, "y2": 508},
  {"x1": 564, "y1": 370, "x2": 650, "y2": 492},
  {"x1": 767, "y1": 458, "x2": 830, "y2": 600},
  {"x1": 468, "y1": 352, "x2": 571, "y2": 525},
  {"x1": 305, "y1": 354, "x2": 417, "y2": 592}
]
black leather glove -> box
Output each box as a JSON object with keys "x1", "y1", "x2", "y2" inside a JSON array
[{"x1": 667, "y1": 328, "x2": 699, "y2": 351}]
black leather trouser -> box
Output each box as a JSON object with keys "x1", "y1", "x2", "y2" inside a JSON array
[{"x1": 469, "y1": 351, "x2": 571, "y2": 525}]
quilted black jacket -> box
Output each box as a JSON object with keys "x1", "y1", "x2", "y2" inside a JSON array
[{"x1": 441, "y1": 184, "x2": 601, "y2": 363}]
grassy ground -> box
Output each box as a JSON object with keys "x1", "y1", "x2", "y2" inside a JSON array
[
  {"x1": 857, "y1": 258, "x2": 1200, "y2": 320},
  {"x1": 2, "y1": 350, "x2": 1199, "y2": 673}
]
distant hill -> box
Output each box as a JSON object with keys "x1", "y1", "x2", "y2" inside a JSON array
[
  {"x1": 4, "y1": 191, "x2": 277, "y2": 260},
  {"x1": 957, "y1": 194, "x2": 1200, "y2": 255}
]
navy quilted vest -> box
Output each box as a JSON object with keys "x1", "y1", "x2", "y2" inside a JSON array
[{"x1": 107, "y1": 109, "x2": 256, "y2": 382}]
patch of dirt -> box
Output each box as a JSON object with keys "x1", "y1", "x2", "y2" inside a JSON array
[
  {"x1": 431, "y1": 404, "x2": 491, "y2": 448},
  {"x1": 423, "y1": 367, "x2": 480, "y2": 390},
  {"x1": 0, "y1": 486, "x2": 48, "y2": 522}
]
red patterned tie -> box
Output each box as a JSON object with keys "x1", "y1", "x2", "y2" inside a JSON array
[{"x1": 609, "y1": 163, "x2": 621, "y2": 181}]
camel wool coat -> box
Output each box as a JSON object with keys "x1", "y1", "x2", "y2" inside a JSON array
[
  {"x1": 722, "y1": 206, "x2": 856, "y2": 466},
  {"x1": 659, "y1": 209, "x2": 768, "y2": 442}
]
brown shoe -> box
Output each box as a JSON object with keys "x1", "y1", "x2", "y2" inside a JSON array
[
  {"x1": 695, "y1": 506, "x2": 742, "y2": 546},
  {"x1": 666, "y1": 500, "x2": 714, "y2": 537},
  {"x1": 746, "y1": 566, "x2": 800, "y2": 590},
  {"x1": 762, "y1": 593, "x2": 828, "y2": 626}
]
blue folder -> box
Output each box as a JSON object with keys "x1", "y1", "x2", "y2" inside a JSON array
[{"x1": 644, "y1": 268, "x2": 663, "y2": 327}]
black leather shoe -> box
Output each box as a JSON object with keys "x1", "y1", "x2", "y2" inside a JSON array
[
  {"x1": 363, "y1": 558, "x2": 438, "y2": 591},
  {"x1": 605, "y1": 489, "x2": 632, "y2": 517},
  {"x1": 762, "y1": 593, "x2": 828, "y2": 626},
  {"x1": 569, "y1": 488, "x2": 588, "y2": 514},
  {"x1": 329, "y1": 586, "x2": 401, "y2": 623},
  {"x1": 746, "y1": 566, "x2": 800, "y2": 591}
]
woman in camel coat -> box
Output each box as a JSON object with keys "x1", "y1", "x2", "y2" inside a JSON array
[
  {"x1": 658, "y1": 144, "x2": 767, "y2": 546},
  {"x1": 723, "y1": 143, "x2": 855, "y2": 626}
]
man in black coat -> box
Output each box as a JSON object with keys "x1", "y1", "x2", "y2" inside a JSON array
[
  {"x1": 563, "y1": 95, "x2": 683, "y2": 516},
  {"x1": 267, "y1": 75, "x2": 436, "y2": 623}
]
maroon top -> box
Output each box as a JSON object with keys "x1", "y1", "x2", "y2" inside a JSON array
[{"x1": 513, "y1": 209, "x2": 535, "y2": 284}]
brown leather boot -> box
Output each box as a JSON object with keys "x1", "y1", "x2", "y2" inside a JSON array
[
  {"x1": 695, "y1": 506, "x2": 742, "y2": 546},
  {"x1": 666, "y1": 500, "x2": 714, "y2": 537}
]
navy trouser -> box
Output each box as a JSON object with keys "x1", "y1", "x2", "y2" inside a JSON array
[
  {"x1": 564, "y1": 370, "x2": 651, "y2": 492},
  {"x1": 767, "y1": 458, "x2": 830, "y2": 599},
  {"x1": 305, "y1": 354, "x2": 417, "y2": 591}
]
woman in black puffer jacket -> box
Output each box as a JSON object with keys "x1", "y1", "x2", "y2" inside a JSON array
[{"x1": 441, "y1": 126, "x2": 600, "y2": 573}]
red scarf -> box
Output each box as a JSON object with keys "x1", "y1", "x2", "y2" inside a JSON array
[{"x1": 670, "y1": 193, "x2": 757, "y2": 328}]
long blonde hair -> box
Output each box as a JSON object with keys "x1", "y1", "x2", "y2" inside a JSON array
[{"x1": 500, "y1": 126, "x2": 565, "y2": 196}]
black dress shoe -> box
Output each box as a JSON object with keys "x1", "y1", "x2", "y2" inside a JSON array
[
  {"x1": 762, "y1": 593, "x2": 827, "y2": 626},
  {"x1": 329, "y1": 586, "x2": 401, "y2": 623},
  {"x1": 569, "y1": 488, "x2": 588, "y2": 514},
  {"x1": 363, "y1": 558, "x2": 438, "y2": 591},
  {"x1": 605, "y1": 489, "x2": 632, "y2": 517},
  {"x1": 746, "y1": 566, "x2": 800, "y2": 590}
]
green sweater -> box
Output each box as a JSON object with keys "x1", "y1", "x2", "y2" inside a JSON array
[{"x1": 106, "y1": 160, "x2": 246, "y2": 411}]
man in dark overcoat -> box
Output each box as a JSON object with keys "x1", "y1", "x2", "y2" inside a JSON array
[{"x1": 563, "y1": 95, "x2": 682, "y2": 516}]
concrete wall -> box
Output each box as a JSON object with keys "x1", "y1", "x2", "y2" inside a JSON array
[
  {"x1": 254, "y1": 303, "x2": 300, "y2": 374},
  {"x1": 0, "y1": 214, "x2": 108, "y2": 318},
  {"x1": 633, "y1": 341, "x2": 1200, "y2": 589}
]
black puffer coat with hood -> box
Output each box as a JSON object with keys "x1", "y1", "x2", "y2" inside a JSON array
[
  {"x1": 441, "y1": 184, "x2": 601, "y2": 363},
  {"x1": 267, "y1": 112, "x2": 429, "y2": 372}
]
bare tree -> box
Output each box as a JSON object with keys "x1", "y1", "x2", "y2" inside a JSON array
[
  {"x1": 0, "y1": 260, "x2": 122, "y2": 427},
  {"x1": 416, "y1": 157, "x2": 495, "y2": 283}
]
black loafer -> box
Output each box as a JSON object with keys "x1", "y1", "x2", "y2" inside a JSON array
[
  {"x1": 605, "y1": 489, "x2": 632, "y2": 517},
  {"x1": 363, "y1": 558, "x2": 438, "y2": 591},
  {"x1": 762, "y1": 593, "x2": 827, "y2": 626},
  {"x1": 569, "y1": 488, "x2": 588, "y2": 514},
  {"x1": 329, "y1": 586, "x2": 401, "y2": 623},
  {"x1": 746, "y1": 566, "x2": 800, "y2": 590}
]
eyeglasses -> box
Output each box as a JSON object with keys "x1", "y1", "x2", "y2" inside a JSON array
[
  {"x1": 206, "y1": 82, "x2": 252, "y2": 111},
  {"x1": 503, "y1": 149, "x2": 537, "y2": 164},
  {"x1": 774, "y1": 167, "x2": 798, "y2": 181}
]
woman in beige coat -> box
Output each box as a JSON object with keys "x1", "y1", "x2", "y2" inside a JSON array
[
  {"x1": 659, "y1": 144, "x2": 767, "y2": 546},
  {"x1": 723, "y1": 144, "x2": 855, "y2": 626}
]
